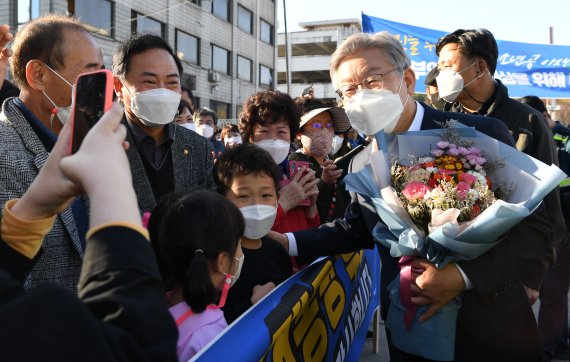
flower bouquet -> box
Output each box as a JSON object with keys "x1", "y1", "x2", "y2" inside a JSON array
[
  {"x1": 343, "y1": 123, "x2": 566, "y2": 361},
  {"x1": 392, "y1": 139, "x2": 503, "y2": 238}
]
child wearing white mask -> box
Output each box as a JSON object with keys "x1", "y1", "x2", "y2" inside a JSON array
[
  {"x1": 149, "y1": 191, "x2": 244, "y2": 361},
  {"x1": 238, "y1": 90, "x2": 322, "y2": 238},
  {"x1": 221, "y1": 124, "x2": 243, "y2": 148},
  {"x1": 213, "y1": 144, "x2": 293, "y2": 324}
]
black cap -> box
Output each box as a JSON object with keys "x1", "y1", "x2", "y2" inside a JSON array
[
  {"x1": 424, "y1": 67, "x2": 439, "y2": 86},
  {"x1": 301, "y1": 85, "x2": 314, "y2": 96}
]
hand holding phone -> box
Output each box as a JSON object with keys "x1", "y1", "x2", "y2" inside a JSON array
[
  {"x1": 333, "y1": 144, "x2": 364, "y2": 179},
  {"x1": 69, "y1": 69, "x2": 114, "y2": 154},
  {"x1": 288, "y1": 160, "x2": 312, "y2": 207}
]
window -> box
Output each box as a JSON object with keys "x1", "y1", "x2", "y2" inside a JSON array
[
  {"x1": 237, "y1": 5, "x2": 253, "y2": 34},
  {"x1": 176, "y1": 30, "x2": 200, "y2": 65},
  {"x1": 132, "y1": 11, "x2": 165, "y2": 37},
  {"x1": 210, "y1": 100, "x2": 231, "y2": 119},
  {"x1": 260, "y1": 19, "x2": 273, "y2": 44},
  {"x1": 259, "y1": 64, "x2": 273, "y2": 87},
  {"x1": 237, "y1": 55, "x2": 252, "y2": 82},
  {"x1": 17, "y1": 0, "x2": 39, "y2": 28},
  {"x1": 277, "y1": 70, "x2": 330, "y2": 84},
  {"x1": 212, "y1": 44, "x2": 230, "y2": 75},
  {"x1": 212, "y1": 0, "x2": 230, "y2": 22},
  {"x1": 68, "y1": 0, "x2": 113, "y2": 37},
  {"x1": 189, "y1": 0, "x2": 201, "y2": 4}
]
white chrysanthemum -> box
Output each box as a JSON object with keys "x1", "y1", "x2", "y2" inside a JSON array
[
  {"x1": 417, "y1": 157, "x2": 434, "y2": 164},
  {"x1": 406, "y1": 169, "x2": 431, "y2": 183}
]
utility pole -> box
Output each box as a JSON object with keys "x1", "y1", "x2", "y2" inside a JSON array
[
  {"x1": 549, "y1": 26, "x2": 558, "y2": 119},
  {"x1": 282, "y1": 0, "x2": 290, "y2": 94}
]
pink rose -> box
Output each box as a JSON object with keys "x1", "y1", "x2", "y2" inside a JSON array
[
  {"x1": 402, "y1": 182, "x2": 431, "y2": 200},
  {"x1": 461, "y1": 173, "x2": 477, "y2": 186},
  {"x1": 456, "y1": 181, "x2": 471, "y2": 200}
]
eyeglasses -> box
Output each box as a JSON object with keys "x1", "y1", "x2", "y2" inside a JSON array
[
  {"x1": 335, "y1": 67, "x2": 400, "y2": 100},
  {"x1": 307, "y1": 122, "x2": 334, "y2": 130}
]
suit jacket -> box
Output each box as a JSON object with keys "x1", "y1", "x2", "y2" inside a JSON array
[
  {"x1": 294, "y1": 103, "x2": 549, "y2": 359},
  {"x1": 123, "y1": 117, "x2": 215, "y2": 213},
  {"x1": 0, "y1": 98, "x2": 83, "y2": 291},
  {"x1": 0, "y1": 99, "x2": 215, "y2": 291}
]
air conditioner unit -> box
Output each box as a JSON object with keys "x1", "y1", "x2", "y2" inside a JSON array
[{"x1": 208, "y1": 71, "x2": 221, "y2": 83}]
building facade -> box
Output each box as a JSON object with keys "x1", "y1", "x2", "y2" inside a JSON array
[
  {"x1": 276, "y1": 18, "x2": 360, "y2": 101},
  {"x1": 1, "y1": 0, "x2": 277, "y2": 119}
]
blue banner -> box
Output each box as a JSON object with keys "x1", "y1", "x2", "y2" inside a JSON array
[
  {"x1": 192, "y1": 250, "x2": 381, "y2": 361},
  {"x1": 362, "y1": 13, "x2": 570, "y2": 99}
]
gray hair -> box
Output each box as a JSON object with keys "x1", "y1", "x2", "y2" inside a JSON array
[{"x1": 329, "y1": 31, "x2": 411, "y2": 86}]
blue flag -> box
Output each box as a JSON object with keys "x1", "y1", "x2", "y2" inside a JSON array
[{"x1": 362, "y1": 13, "x2": 570, "y2": 99}]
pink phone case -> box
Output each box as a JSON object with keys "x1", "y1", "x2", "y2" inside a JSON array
[{"x1": 288, "y1": 160, "x2": 312, "y2": 207}]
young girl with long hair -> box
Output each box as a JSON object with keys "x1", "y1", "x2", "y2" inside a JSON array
[{"x1": 149, "y1": 191, "x2": 244, "y2": 360}]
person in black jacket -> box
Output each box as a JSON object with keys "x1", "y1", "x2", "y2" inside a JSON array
[
  {"x1": 435, "y1": 28, "x2": 564, "y2": 251},
  {"x1": 272, "y1": 31, "x2": 553, "y2": 361},
  {"x1": 520, "y1": 95, "x2": 570, "y2": 361},
  {"x1": 0, "y1": 104, "x2": 177, "y2": 362},
  {"x1": 213, "y1": 144, "x2": 293, "y2": 323}
]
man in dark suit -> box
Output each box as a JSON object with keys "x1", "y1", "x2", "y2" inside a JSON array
[
  {"x1": 112, "y1": 33, "x2": 214, "y2": 212},
  {"x1": 273, "y1": 31, "x2": 554, "y2": 361}
]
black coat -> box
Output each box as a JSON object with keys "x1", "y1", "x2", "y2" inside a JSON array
[
  {"x1": 0, "y1": 226, "x2": 178, "y2": 362},
  {"x1": 294, "y1": 103, "x2": 549, "y2": 360}
]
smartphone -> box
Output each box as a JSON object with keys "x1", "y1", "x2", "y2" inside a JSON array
[
  {"x1": 333, "y1": 144, "x2": 364, "y2": 178},
  {"x1": 288, "y1": 160, "x2": 312, "y2": 207},
  {"x1": 69, "y1": 69, "x2": 114, "y2": 154}
]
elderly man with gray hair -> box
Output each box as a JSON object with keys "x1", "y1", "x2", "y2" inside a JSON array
[{"x1": 272, "y1": 31, "x2": 552, "y2": 361}]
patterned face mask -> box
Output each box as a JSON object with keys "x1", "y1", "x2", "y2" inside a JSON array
[{"x1": 301, "y1": 128, "x2": 334, "y2": 157}]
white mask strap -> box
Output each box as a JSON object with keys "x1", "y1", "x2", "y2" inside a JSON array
[
  {"x1": 463, "y1": 70, "x2": 485, "y2": 89},
  {"x1": 43, "y1": 63, "x2": 73, "y2": 88}
]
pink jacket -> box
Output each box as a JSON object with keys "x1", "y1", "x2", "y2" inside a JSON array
[{"x1": 169, "y1": 302, "x2": 228, "y2": 361}]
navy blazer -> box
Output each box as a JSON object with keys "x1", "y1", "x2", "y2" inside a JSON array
[{"x1": 293, "y1": 102, "x2": 548, "y2": 359}]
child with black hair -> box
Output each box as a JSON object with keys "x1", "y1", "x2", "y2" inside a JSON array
[
  {"x1": 149, "y1": 191, "x2": 244, "y2": 361},
  {"x1": 213, "y1": 143, "x2": 293, "y2": 323}
]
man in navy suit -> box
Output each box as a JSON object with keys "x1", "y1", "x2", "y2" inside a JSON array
[{"x1": 273, "y1": 31, "x2": 553, "y2": 361}]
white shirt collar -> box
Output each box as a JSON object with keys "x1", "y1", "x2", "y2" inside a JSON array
[{"x1": 407, "y1": 101, "x2": 424, "y2": 132}]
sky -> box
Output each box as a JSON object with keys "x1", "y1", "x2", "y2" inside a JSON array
[{"x1": 276, "y1": 0, "x2": 570, "y2": 46}]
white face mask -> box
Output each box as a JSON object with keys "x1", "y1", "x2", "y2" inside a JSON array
[
  {"x1": 228, "y1": 253, "x2": 244, "y2": 287},
  {"x1": 179, "y1": 122, "x2": 196, "y2": 131},
  {"x1": 196, "y1": 124, "x2": 214, "y2": 139},
  {"x1": 435, "y1": 62, "x2": 483, "y2": 103},
  {"x1": 344, "y1": 85, "x2": 408, "y2": 135},
  {"x1": 225, "y1": 136, "x2": 243, "y2": 147},
  {"x1": 255, "y1": 139, "x2": 291, "y2": 164},
  {"x1": 42, "y1": 63, "x2": 74, "y2": 125},
  {"x1": 331, "y1": 135, "x2": 344, "y2": 155},
  {"x1": 239, "y1": 204, "x2": 277, "y2": 239},
  {"x1": 125, "y1": 87, "x2": 181, "y2": 128}
]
